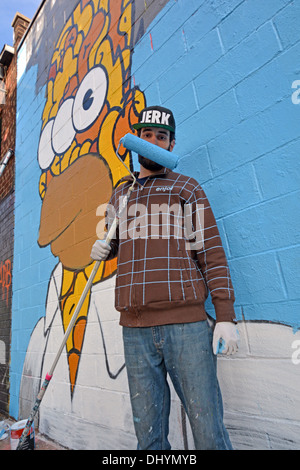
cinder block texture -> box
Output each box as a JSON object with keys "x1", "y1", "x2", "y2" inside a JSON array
[{"x1": 9, "y1": 0, "x2": 300, "y2": 450}]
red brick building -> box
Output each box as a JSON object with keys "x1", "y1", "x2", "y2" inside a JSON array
[{"x1": 0, "y1": 13, "x2": 30, "y2": 415}]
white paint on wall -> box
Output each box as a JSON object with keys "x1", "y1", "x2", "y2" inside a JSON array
[{"x1": 218, "y1": 322, "x2": 300, "y2": 450}]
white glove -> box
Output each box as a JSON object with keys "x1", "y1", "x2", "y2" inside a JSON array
[
  {"x1": 90, "y1": 239, "x2": 111, "y2": 261},
  {"x1": 212, "y1": 322, "x2": 239, "y2": 355}
]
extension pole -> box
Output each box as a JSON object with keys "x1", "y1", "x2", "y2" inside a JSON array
[{"x1": 0, "y1": 149, "x2": 14, "y2": 177}]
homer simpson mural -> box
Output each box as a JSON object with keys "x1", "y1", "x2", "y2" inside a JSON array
[
  {"x1": 36, "y1": 0, "x2": 144, "y2": 394},
  {"x1": 19, "y1": 0, "x2": 187, "y2": 450}
]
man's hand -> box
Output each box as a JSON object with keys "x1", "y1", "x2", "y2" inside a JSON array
[
  {"x1": 212, "y1": 322, "x2": 239, "y2": 355},
  {"x1": 90, "y1": 239, "x2": 111, "y2": 261}
]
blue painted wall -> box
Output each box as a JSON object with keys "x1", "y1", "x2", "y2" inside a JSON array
[{"x1": 131, "y1": 0, "x2": 300, "y2": 330}]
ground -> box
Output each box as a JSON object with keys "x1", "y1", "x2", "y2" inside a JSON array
[{"x1": 0, "y1": 413, "x2": 67, "y2": 450}]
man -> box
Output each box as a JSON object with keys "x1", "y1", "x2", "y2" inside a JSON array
[{"x1": 91, "y1": 105, "x2": 239, "y2": 450}]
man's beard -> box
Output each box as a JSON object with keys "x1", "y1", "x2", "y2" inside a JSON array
[{"x1": 138, "y1": 155, "x2": 164, "y2": 171}]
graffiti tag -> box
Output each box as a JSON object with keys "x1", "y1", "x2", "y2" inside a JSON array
[{"x1": 0, "y1": 259, "x2": 12, "y2": 306}]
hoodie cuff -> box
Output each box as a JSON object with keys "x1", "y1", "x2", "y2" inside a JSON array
[{"x1": 213, "y1": 299, "x2": 237, "y2": 323}]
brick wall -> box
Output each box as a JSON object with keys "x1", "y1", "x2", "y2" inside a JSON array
[
  {"x1": 0, "y1": 56, "x2": 16, "y2": 199},
  {"x1": 0, "y1": 194, "x2": 14, "y2": 414},
  {"x1": 0, "y1": 43, "x2": 16, "y2": 418},
  {"x1": 0, "y1": 12, "x2": 30, "y2": 415}
]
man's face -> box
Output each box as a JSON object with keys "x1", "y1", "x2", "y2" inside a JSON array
[{"x1": 138, "y1": 127, "x2": 175, "y2": 171}]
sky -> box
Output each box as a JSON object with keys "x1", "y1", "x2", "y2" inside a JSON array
[{"x1": 0, "y1": 0, "x2": 42, "y2": 48}]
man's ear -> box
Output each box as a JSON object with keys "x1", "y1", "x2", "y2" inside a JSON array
[{"x1": 169, "y1": 139, "x2": 176, "y2": 152}]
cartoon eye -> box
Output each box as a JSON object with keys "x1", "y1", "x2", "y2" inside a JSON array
[
  {"x1": 52, "y1": 98, "x2": 76, "y2": 155},
  {"x1": 72, "y1": 66, "x2": 107, "y2": 132},
  {"x1": 38, "y1": 119, "x2": 55, "y2": 170}
]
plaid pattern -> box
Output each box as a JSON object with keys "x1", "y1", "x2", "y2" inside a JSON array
[{"x1": 106, "y1": 169, "x2": 236, "y2": 327}]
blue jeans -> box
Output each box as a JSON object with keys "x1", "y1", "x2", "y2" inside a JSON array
[{"x1": 122, "y1": 320, "x2": 233, "y2": 450}]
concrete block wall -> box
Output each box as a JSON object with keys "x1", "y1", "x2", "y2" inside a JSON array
[
  {"x1": 130, "y1": 0, "x2": 300, "y2": 449},
  {"x1": 9, "y1": 0, "x2": 300, "y2": 449}
]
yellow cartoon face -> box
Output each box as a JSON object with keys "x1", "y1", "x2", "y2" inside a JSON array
[{"x1": 37, "y1": 0, "x2": 145, "y2": 270}]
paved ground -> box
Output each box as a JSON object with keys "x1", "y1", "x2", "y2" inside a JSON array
[{"x1": 0, "y1": 414, "x2": 68, "y2": 450}]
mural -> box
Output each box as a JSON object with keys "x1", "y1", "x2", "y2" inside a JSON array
[
  {"x1": 12, "y1": 0, "x2": 300, "y2": 450},
  {"x1": 36, "y1": 0, "x2": 145, "y2": 395},
  {"x1": 19, "y1": 0, "x2": 142, "y2": 446},
  {"x1": 18, "y1": 0, "x2": 190, "y2": 450}
]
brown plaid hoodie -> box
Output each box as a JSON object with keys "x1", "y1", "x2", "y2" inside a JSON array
[{"x1": 106, "y1": 169, "x2": 236, "y2": 327}]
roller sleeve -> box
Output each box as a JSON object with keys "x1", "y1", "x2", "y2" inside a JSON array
[{"x1": 120, "y1": 133, "x2": 179, "y2": 170}]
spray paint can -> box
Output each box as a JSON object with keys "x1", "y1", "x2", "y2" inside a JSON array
[{"x1": 10, "y1": 420, "x2": 35, "y2": 450}]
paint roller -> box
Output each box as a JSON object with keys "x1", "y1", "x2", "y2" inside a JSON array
[{"x1": 120, "y1": 133, "x2": 179, "y2": 170}]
